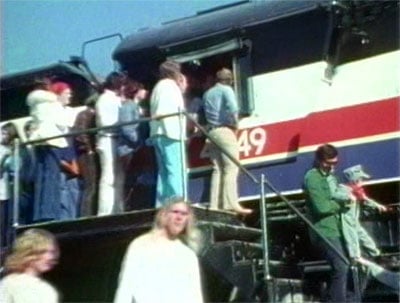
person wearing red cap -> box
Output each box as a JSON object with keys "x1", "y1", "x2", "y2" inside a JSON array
[
  {"x1": 50, "y1": 82, "x2": 75, "y2": 128},
  {"x1": 49, "y1": 81, "x2": 81, "y2": 220},
  {"x1": 26, "y1": 79, "x2": 68, "y2": 222},
  {"x1": 27, "y1": 79, "x2": 67, "y2": 148},
  {"x1": 50, "y1": 81, "x2": 70, "y2": 96}
]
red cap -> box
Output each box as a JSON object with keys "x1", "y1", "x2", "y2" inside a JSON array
[{"x1": 50, "y1": 82, "x2": 71, "y2": 95}]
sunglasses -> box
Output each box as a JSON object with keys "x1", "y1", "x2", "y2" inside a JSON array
[{"x1": 323, "y1": 159, "x2": 338, "y2": 165}]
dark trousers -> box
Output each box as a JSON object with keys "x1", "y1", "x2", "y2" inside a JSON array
[
  {"x1": 317, "y1": 237, "x2": 356, "y2": 302},
  {"x1": 0, "y1": 199, "x2": 12, "y2": 248},
  {"x1": 33, "y1": 146, "x2": 62, "y2": 221},
  {"x1": 78, "y1": 152, "x2": 99, "y2": 217}
]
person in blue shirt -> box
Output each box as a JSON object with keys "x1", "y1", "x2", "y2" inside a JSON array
[
  {"x1": 117, "y1": 79, "x2": 151, "y2": 210},
  {"x1": 203, "y1": 68, "x2": 251, "y2": 215}
]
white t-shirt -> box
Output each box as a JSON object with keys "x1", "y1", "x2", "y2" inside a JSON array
[
  {"x1": 96, "y1": 89, "x2": 121, "y2": 129},
  {"x1": 26, "y1": 89, "x2": 68, "y2": 148},
  {"x1": 150, "y1": 79, "x2": 186, "y2": 140},
  {"x1": 0, "y1": 273, "x2": 59, "y2": 303},
  {"x1": 114, "y1": 233, "x2": 203, "y2": 303}
]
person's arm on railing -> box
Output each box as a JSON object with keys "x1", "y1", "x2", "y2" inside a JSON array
[{"x1": 119, "y1": 103, "x2": 141, "y2": 147}]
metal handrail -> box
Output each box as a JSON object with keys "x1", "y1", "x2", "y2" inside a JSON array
[
  {"x1": 19, "y1": 114, "x2": 160, "y2": 147},
  {"x1": 5, "y1": 112, "x2": 189, "y2": 251},
  {"x1": 186, "y1": 111, "x2": 355, "y2": 299},
  {"x1": 8, "y1": 109, "x2": 349, "y2": 279},
  {"x1": 185, "y1": 112, "x2": 350, "y2": 266}
]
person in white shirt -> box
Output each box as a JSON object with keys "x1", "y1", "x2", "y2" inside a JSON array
[
  {"x1": 49, "y1": 82, "x2": 76, "y2": 129},
  {"x1": 27, "y1": 79, "x2": 68, "y2": 148},
  {"x1": 26, "y1": 79, "x2": 70, "y2": 222},
  {"x1": 114, "y1": 196, "x2": 204, "y2": 303},
  {"x1": 95, "y1": 72, "x2": 125, "y2": 215},
  {"x1": 47, "y1": 82, "x2": 81, "y2": 220},
  {"x1": 149, "y1": 61, "x2": 187, "y2": 207},
  {"x1": 0, "y1": 228, "x2": 60, "y2": 303}
]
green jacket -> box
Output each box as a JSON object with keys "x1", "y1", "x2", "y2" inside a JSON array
[{"x1": 304, "y1": 168, "x2": 347, "y2": 239}]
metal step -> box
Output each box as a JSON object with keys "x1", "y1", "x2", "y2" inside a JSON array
[{"x1": 199, "y1": 221, "x2": 262, "y2": 244}]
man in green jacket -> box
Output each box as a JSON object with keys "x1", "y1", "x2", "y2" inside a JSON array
[{"x1": 304, "y1": 144, "x2": 353, "y2": 302}]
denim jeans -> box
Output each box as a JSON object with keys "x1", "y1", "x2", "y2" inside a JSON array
[
  {"x1": 33, "y1": 146, "x2": 62, "y2": 221},
  {"x1": 59, "y1": 173, "x2": 81, "y2": 220},
  {"x1": 317, "y1": 237, "x2": 354, "y2": 302},
  {"x1": 152, "y1": 136, "x2": 185, "y2": 207}
]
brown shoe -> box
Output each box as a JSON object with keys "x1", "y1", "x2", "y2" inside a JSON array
[{"x1": 232, "y1": 207, "x2": 253, "y2": 215}]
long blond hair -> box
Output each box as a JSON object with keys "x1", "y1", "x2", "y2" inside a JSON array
[
  {"x1": 4, "y1": 228, "x2": 59, "y2": 273},
  {"x1": 153, "y1": 197, "x2": 203, "y2": 254}
]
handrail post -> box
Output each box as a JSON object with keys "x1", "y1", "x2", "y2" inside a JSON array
[
  {"x1": 179, "y1": 108, "x2": 188, "y2": 201},
  {"x1": 11, "y1": 139, "x2": 21, "y2": 245},
  {"x1": 260, "y1": 174, "x2": 271, "y2": 280},
  {"x1": 12, "y1": 139, "x2": 20, "y2": 228},
  {"x1": 260, "y1": 174, "x2": 275, "y2": 302}
]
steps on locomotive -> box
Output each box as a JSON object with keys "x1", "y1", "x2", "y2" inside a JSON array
[{"x1": 264, "y1": 199, "x2": 307, "y2": 222}]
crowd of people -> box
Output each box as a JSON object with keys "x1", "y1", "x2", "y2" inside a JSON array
[
  {"x1": 0, "y1": 61, "x2": 251, "y2": 229},
  {"x1": 1, "y1": 60, "x2": 398, "y2": 302},
  {"x1": 1, "y1": 173, "x2": 398, "y2": 302},
  {"x1": 1, "y1": 136, "x2": 398, "y2": 302}
]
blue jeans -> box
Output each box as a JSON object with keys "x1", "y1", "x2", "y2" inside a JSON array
[
  {"x1": 317, "y1": 237, "x2": 354, "y2": 302},
  {"x1": 33, "y1": 146, "x2": 62, "y2": 221},
  {"x1": 152, "y1": 136, "x2": 185, "y2": 207},
  {"x1": 59, "y1": 173, "x2": 81, "y2": 220}
]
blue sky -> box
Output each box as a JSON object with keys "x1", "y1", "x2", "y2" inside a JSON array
[{"x1": 2, "y1": 0, "x2": 236, "y2": 77}]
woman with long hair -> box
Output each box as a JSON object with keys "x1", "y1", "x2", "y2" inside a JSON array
[
  {"x1": 0, "y1": 228, "x2": 60, "y2": 302},
  {"x1": 114, "y1": 196, "x2": 203, "y2": 303}
]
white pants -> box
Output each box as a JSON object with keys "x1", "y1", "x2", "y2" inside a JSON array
[{"x1": 97, "y1": 135, "x2": 123, "y2": 215}]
